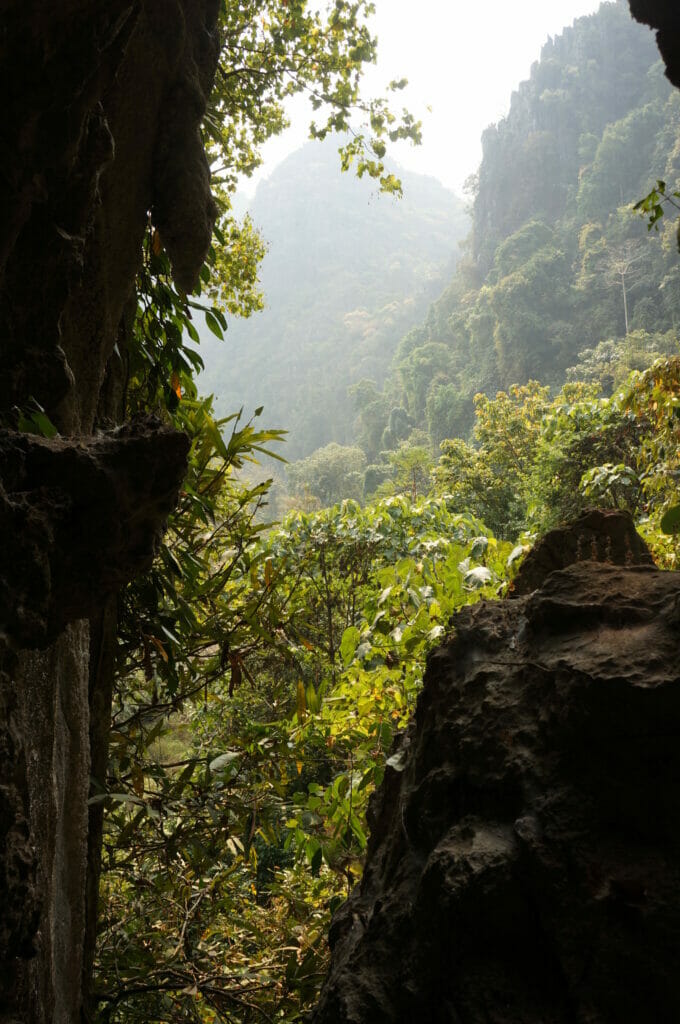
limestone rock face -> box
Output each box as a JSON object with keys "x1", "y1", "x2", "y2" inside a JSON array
[
  {"x1": 0, "y1": 420, "x2": 189, "y2": 650},
  {"x1": 312, "y1": 561, "x2": 680, "y2": 1024},
  {"x1": 0, "y1": 2, "x2": 219, "y2": 1021},
  {"x1": 0, "y1": 0, "x2": 220, "y2": 434}
]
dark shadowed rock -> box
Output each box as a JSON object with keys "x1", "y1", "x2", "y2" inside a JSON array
[
  {"x1": 0, "y1": 419, "x2": 189, "y2": 1023},
  {"x1": 510, "y1": 508, "x2": 655, "y2": 597},
  {"x1": 629, "y1": 1, "x2": 680, "y2": 88},
  {"x1": 312, "y1": 561, "x2": 680, "y2": 1024},
  {"x1": 0, "y1": 0, "x2": 221, "y2": 433},
  {"x1": 0, "y1": 419, "x2": 189, "y2": 649},
  {"x1": 0, "y1": 2, "x2": 219, "y2": 1020}
]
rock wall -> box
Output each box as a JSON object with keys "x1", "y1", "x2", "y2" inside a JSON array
[
  {"x1": 0, "y1": 2, "x2": 221, "y2": 1021},
  {"x1": 0, "y1": 0, "x2": 219, "y2": 434},
  {"x1": 312, "y1": 558, "x2": 680, "y2": 1023}
]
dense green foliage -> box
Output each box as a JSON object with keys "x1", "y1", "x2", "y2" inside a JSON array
[
  {"x1": 285, "y1": 441, "x2": 367, "y2": 507},
  {"x1": 433, "y1": 377, "x2": 644, "y2": 539},
  {"x1": 89, "y1": 1, "x2": 431, "y2": 1019},
  {"x1": 387, "y1": 4, "x2": 677, "y2": 422},
  {"x1": 97, "y1": 342, "x2": 680, "y2": 1022},
  {"x1": 386, "y1": 2, "x2": 680, "y2": 423},
  {"x1": 97, "y1": 445, "x2": 512, "y2": 1019}
]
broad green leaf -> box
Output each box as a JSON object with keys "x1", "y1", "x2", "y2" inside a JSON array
[
  {"x1": 209, "y1": 751, "x2": 240, "y2": 771},
  {"x1": 339, "y1": 626, "x2": 360, "y2": 666},
  {"x1": 661, "y1": 505, "x2": 680, "y2": 534},
  {"x1": 204, "y1": 310, "x2": 224, "y2": 339}
]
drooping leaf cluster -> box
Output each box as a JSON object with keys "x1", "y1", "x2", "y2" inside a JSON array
[{"x1": 207, "y1": 0, "x2": 422, "y2": 195}]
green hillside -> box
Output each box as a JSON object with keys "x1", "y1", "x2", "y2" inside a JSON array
[
  {"x1": 198, "y1": 140, "x2": 469, "y2": 458},
  {"x1": 370, "y1": 0, "x2": 680, "y2": 448},
  {"x1": 201, "y1": 0, "x2": 680, "y2": 513}
]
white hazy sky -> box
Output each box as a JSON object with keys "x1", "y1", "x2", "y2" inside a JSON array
[{"x1": 243, "y1": 0, "x2": 613, "y2": 197}]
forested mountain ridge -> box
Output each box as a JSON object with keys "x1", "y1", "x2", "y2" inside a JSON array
[
  {"x1": 198, "y1": 140, "x2": 468, "y2": 458},
  {"x1": 355, "y1": 0, "x2": 680, "y2": 456},
  {"x1": 472, "y1": 0, "x2": 662, "y2": 271}
]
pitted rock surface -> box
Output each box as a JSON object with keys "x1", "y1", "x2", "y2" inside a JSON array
[
  {"x1": 312, "y1": 562, "x2": 680, "y2": 1024},
  {"x1": 0, "y1": 419, "x2": 189, "y2": 649},
  {"x1": 510, "y1": 508, "x2": 654, "y2": 596},
  {"x1": 0, "y1": 0, "x2": 220, "y2": 432}
]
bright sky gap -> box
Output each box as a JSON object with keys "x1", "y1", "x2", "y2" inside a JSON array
[{"x1": 242, "y1": 0, "x2": 607, "y2": 197}]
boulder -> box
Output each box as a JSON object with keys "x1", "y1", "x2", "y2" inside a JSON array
[
  {"x1": 510, "y1": 508, "x2": 654, "y2": 597},
  {"x1": 312, "y1": 558, "x2": 680, "y2": 1023}
]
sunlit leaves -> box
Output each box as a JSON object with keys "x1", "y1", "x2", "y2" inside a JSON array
[
  {"x1": 101, "y1": 485, "x2": 508, "y2": 1022},
  {"x1": 208, "y1": 0, "x2": 420, "y2": 198},
  {"x1": 434, "y1": 379, "x2": 645, "y2": 539},
  {"x1": 616, "y1": 356, "x2": 680, "y2": 561},
  {"x1": 634, "y1": 179, "x2": 680, "y2": 243}
]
